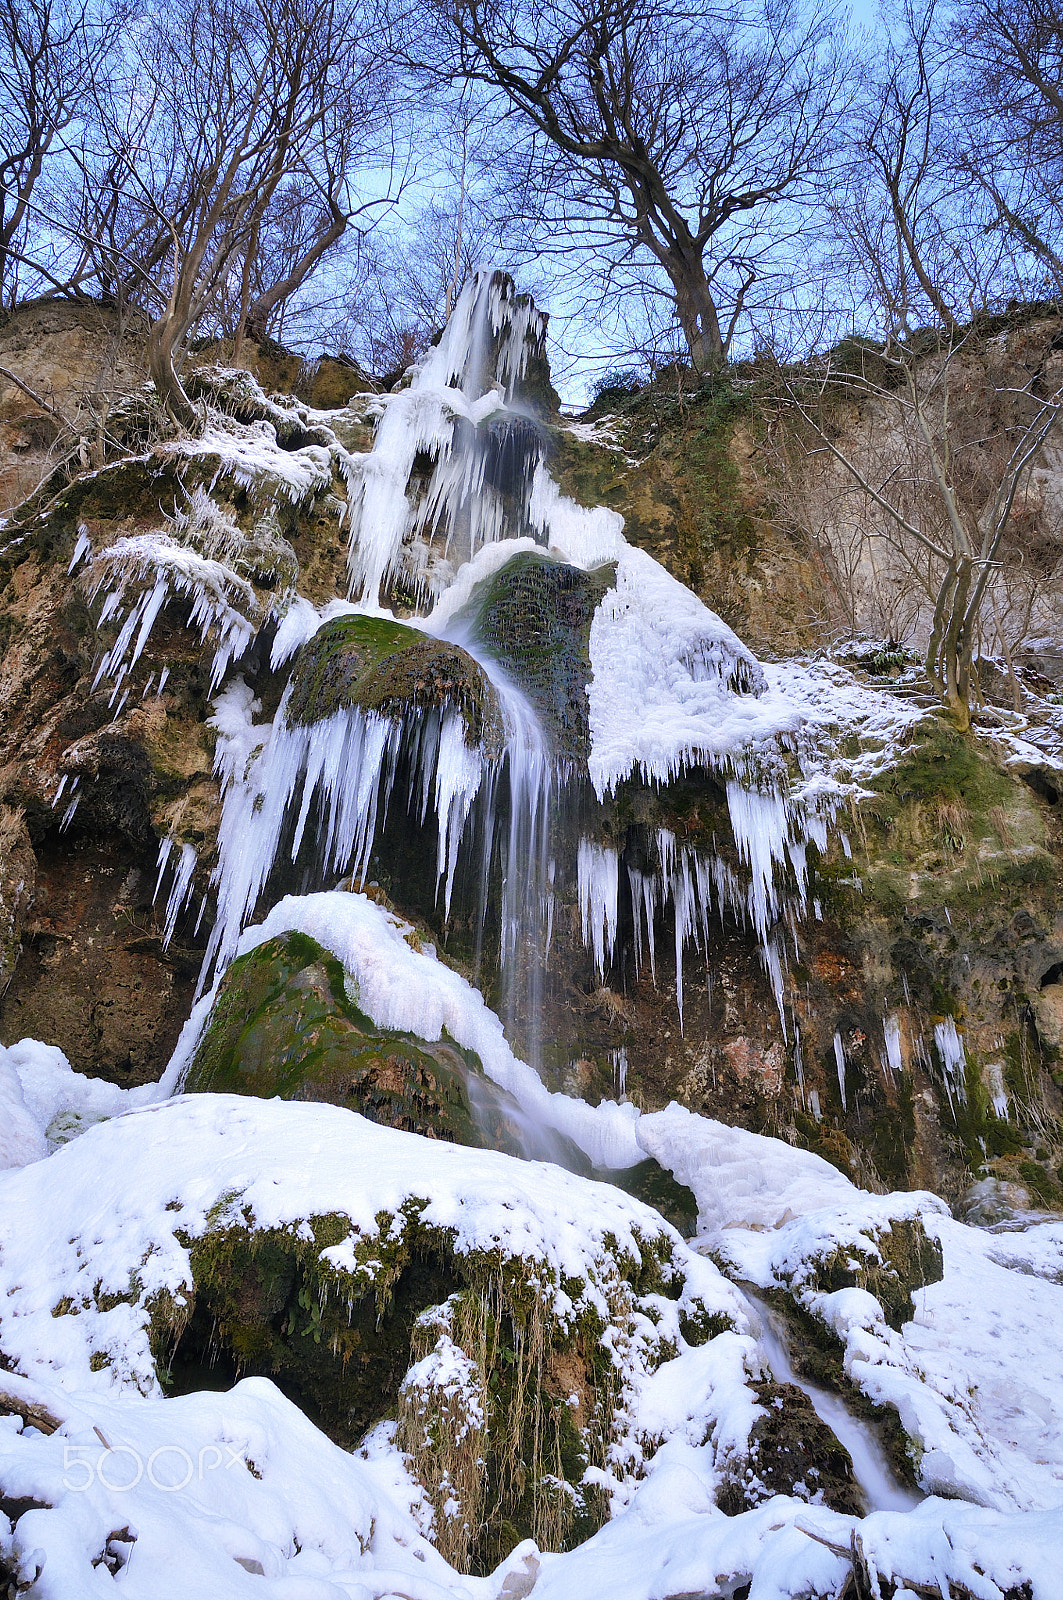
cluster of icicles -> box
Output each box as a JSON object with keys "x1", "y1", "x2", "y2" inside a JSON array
[{"x1": 77, "y1": 270, "x2": 835, "y2": 1043}]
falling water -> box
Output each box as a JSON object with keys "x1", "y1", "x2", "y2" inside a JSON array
[
  {"x1": 749, "y1": 1293, "x2": 921, "y2": 1515},
  {"x1": 139, "y1": 269, "x2": 849, "y2": 1088}
]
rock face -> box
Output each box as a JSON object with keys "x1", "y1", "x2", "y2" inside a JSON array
[{"x1": 718, "y1": 1376, "x2": 864, "y2": 1517}]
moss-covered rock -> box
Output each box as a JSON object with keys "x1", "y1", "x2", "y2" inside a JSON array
[
  {"x1": 718, "y1": 1377, "x2": 864, "y2": 1516},
  {"x1": 463, "y1": 551, "x2": 615, "y2": 760},
  {"x1": 801, "y1": 1215, "x2": 944, "y2": 1333},
  {"x1": 16, "y1": 1095, "x2": 743, "y2": 1576},
  {"x1": 185, "y1": 930, "x2": 543, "y2": 1154},
  {"x1": 284, "y1": 613, "x2": 504, "y2": 753}
]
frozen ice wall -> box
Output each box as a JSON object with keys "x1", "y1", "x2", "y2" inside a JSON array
[{"x1": 135, "y1": 270, "x2": 856, "y2": 1055}]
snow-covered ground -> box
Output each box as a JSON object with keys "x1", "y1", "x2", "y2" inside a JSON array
[{"x1": 3, "y1": 971, "x2": 1063, "y2": 1596}]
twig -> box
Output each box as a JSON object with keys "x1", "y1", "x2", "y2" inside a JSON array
[{"x1": 0, "y1": 363, "x2": 76, "y2": 431}]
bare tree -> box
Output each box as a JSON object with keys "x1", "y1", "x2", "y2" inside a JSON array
[
  {"x1": 0, "y1": 0, "x2": 121, "y2": 303},
  {"x1": 404, "y1": 0, "x2": 849, "y2": 372},
  {"x1": 771, "y1": 2, "x2": 1063, "y2": 728},
  {"x1": 74, "y1": 0, "x2": 387, "y2": 424},
  {"x1": 953, "y1": 0, "x2": 1063, "y2": 297}
]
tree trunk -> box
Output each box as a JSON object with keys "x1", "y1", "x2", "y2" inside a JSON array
[
  {"x1": 243, "y1": 201, "x2": 347, "y2": 349},
  {"x1": 926, "y1": 557, "x2": 974, "y2": 732},
  {"x1": 670, "y1": 253, "x2": 725, "y2": 372},
  {"x1": 147, "y1": 315, "x2": 198, "y2": 430}
]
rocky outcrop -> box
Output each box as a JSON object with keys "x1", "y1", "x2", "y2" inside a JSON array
[
  {"x1": 0, "y1": 305, "x2": 1059, "y2": 1212},
  {"x1": 286, "y1": 614, "x2": 504, "y2": 752},
  {"x1": 185, "y1": 929, "x2": 545, "y2": 1155}
]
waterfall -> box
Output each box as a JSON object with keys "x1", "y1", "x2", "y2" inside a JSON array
[
  {"x1": 174, "y1": 269, "x2": 844, "y2": 1060},
  {"x1": 341, "y1": 270, "x2": 549, "y2": 608}
]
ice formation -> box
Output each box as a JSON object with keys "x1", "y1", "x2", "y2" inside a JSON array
[{"x1": 119, "y1": 270, "x2": 937, "y2": 1035}]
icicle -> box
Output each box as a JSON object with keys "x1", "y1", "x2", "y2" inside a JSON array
[
  {"x1": 578, "y1": 840, "x2": 619, "y2": 981},
  {"x1": 202, "y1": 675, "x2": 499, "y2": 990},
  {"x1": 725, "y1": 782, "x2": 805, "y2": 944},
  {"x1": 342, "y1": 272, "x2": 548, "y2": 606},
  {"x1": 68, "y1": 528, "x2": 92, "y2": 573},
  {"x1": 933, "y1": 1018, "x2": 968, "y2": 1115},
  {"x1": 834, "y1": 1031, "x2": 848, "y2": 1112},
  {"x1": 983, "y1": 1061, "x2": 1009, "y2": 1120},
  {"x1": 883, "y1": 1014, "x2": 903, "y2": 1083},
  {"x1": 154, "y1": 840, "x2": 198, "y2": 949},
  {"x1": 434, "y1": 717, "x2": 485, "y2": 920}
]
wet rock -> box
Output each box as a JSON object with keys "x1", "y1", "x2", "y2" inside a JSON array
[
  {"x1": 800, "y1": 1216, "x2": 944, "y2": 1333},
  {"x1": 717, "y1": 1377, "x2": 863, "y2": 1517},
  {"x1": 185, "y1": 929, "x2": 543, "y2": 1155},
  {"x1": 1032, "y1": 981, "x2": 1063, "y2": 1051},
  {"x1": 465, "y1": 550, "x2": 616, "y2": 760},
  {"x1": 0, "y1": 835, "x2": 197, "y2": 1084},
  {"x1": 285, "y1": 614, "x2": 504, "y2": 754},
  {"x1": 955, "y1": 1177, "x2": 1040, "y2": 1227}
]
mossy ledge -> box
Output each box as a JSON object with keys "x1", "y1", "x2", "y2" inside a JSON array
[
  {"x1": 285, "y1": 613, "x2": 504, "y2": 754},
  {"x1": 185, "y1": 929, "x2": 559, "y2": 1155},
  {"x1": 135, "y1": 1188, "x2": 716, "y2": 1575}
]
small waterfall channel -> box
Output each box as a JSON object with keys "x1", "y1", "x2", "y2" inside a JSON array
[{"x1": 747, "y1": 1292, "x2": 922, "y2": 1515}]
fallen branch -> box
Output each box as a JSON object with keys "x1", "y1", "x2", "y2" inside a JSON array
[
  {"x1": 793, "y1": 1520, "x2": 981, "y2": 1600},
  {"x1": 0, "y1": 1385, "x2": 63, "y2": 1436}
]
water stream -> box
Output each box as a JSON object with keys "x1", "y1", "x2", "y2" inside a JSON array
[{"x1": 747, "y1": 1291, "x2": 921, "y2": 1514}]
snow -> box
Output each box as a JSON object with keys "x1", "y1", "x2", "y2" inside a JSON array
[
  {"x1": 0, "y1": 1097, "x2": 766, "y2": 1600},
  {"x1": 634, "y1": 1102, "x2": 861, "y2": 1235},
  {"x1": 709, "y1": 1190, "x2": 1063, "y2": 1516},
  {"x1": 83, "y1": 531, "x2": 262, "y2": 696},
  {"x1": 528, "y1": 1496, "x2": 1063, "y2": 1600},
  {"x1": 341, "y1": 273, "x2": 545, "y2": 606},
  {"x1": 0, "y1": 1373, "x2": 472, "y2": 1600},
  {"x1": 163, "y1": 417, "x2": 333, "y2": 506},
  {"x1": 0, "y1": 1038, "x2": 147, "y2": 1167},
  {"x1": 6, "y1": 286, "x2": 1063, "y2": 1598},
  {"x1": 0, "y1": 1096, "x2": 740, "y2": 1392},
  {"x1": 225, "y1": 890, "x2": 646, "y2": 1174},
  {"x1": 0, "y1": 1046, "x2": 47, "y2": 1168},
  {"x1": 2, "y1": 1060, "x2": 1062, "y2": 1593}
]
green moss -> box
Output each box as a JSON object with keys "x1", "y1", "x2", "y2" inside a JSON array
[
  {"x1": 185, "y1": 931, "x2": 537, "y2": 1154},
  {"x1": 863, "y1": 1075, "x2": 919, "y2": 1191},
  {"x1": 285, "y1": 613, "x2": 503, "y2": 752},
  {"x1": 168, "y1": 1208, "x2": 461, "y2": 1446},
  {"x1": 866, "y1": 721, "x2": 1011, "y2": 823},
  {"x1": 464, "y1": 551, "x2": 616, "y2": 760},
  {"x1": 804, "y1": 1217, "x2": 943, "y2": 1332},
  {"x1": 602, "y1": 1158, "x2": 698, "y2": 1239},
  {"x1": 718, "y1": 1375, "x2": 864, "y2": 1516},
  {"x1": 1017, "y1": 1159, "x2": 1063, "y2": 1208}
]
